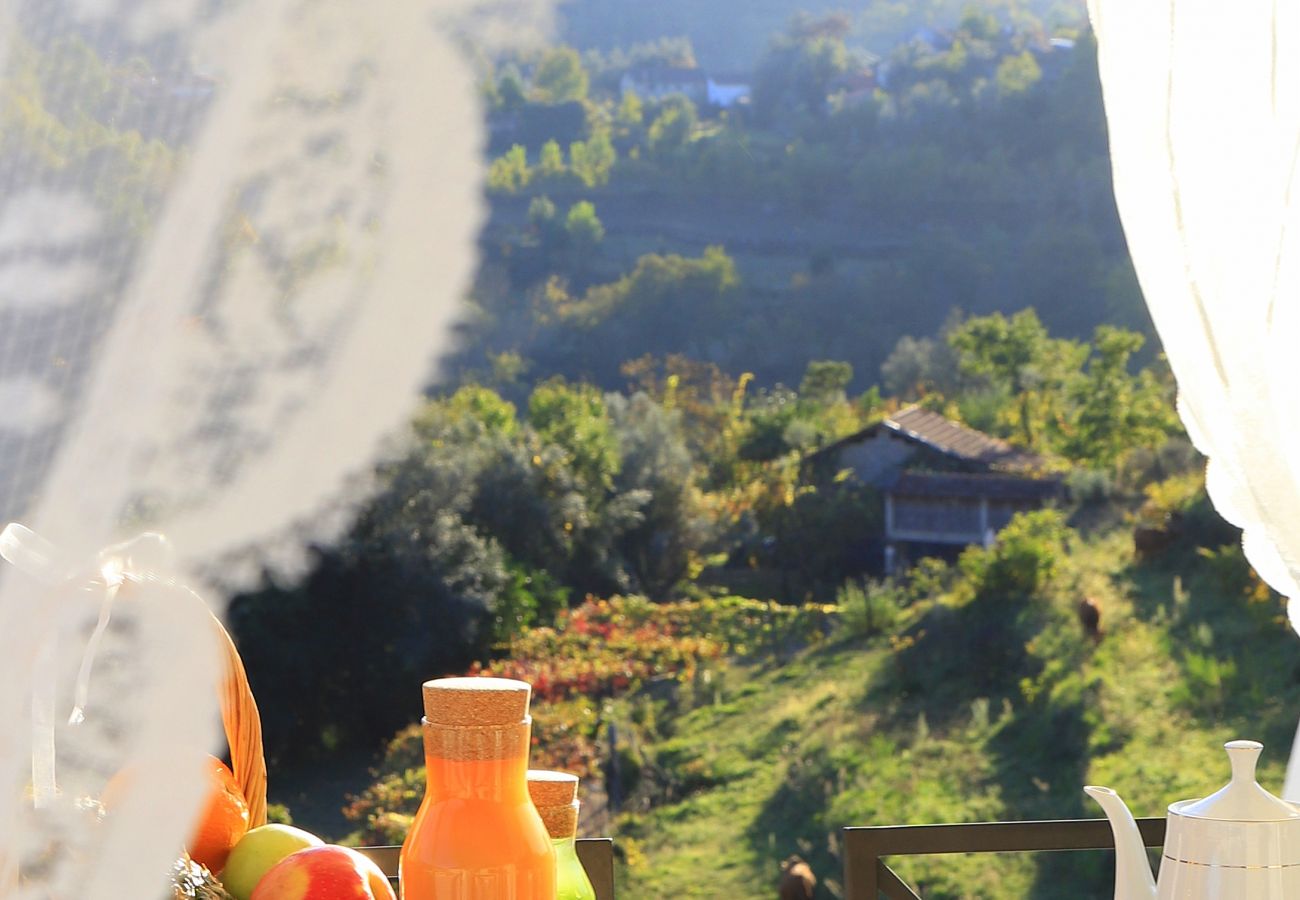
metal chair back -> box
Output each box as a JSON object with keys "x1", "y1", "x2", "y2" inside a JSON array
[{"x1": 841, "y1": 817, "x2": 1167, "y2": 899}]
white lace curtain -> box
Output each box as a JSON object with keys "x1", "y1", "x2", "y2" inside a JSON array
[
  {"x1": 1088, "y1": 0, "x2": 1300, "y2": 788},
  {"x1": 0, "y1": 1, "x2": 546, "y2": 896}
]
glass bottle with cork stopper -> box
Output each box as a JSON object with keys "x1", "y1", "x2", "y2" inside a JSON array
[
  {"x1": 526, "y1": 770, "x2": 596, "y2": 900},
  {"x1": 399, "y1": 677, "x2": 555, "y2": 899}
]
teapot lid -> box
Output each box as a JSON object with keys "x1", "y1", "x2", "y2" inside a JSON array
[{"x1": 1177, "y1": 741, "x2": 1300, "y2": 821}]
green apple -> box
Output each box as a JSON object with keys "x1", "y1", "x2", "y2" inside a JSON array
[{"x1": 221, "y1": 824, "x2": 324, "y2": 900}]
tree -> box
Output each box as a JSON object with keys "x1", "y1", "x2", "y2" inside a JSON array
[
  {"x1": 564, "y1": 201, "x2": 605, "y2": 252},
  {"x1": 533, "y1": 47, "x2": 589, "y2": 104},
  {"x1": 528, "y1": 380, "x2": 621, "y2": 497},
  {"x1": 960, "y1": 508, "x2": 1069, "y2": 601},
  {"x1": 607, "y1": 392, "x2": 709, "y2": 599},
  {"x1": 881, "y1": 322, "x2": 965, "y2": 400},
  {"x1": 646, "y1": 95, "x2": 697, "y2": 156},
  {"x1": 465, "y1": 428, "x2": 617, "y2": 600},
  {"x1": 1065, "y1": 326, "x2": 1177, "y2": 466},
  {"x1": 528, "y1": 194, "x2": 557, "y2": 225},
  {"x1": 996, "y1": 50, "x2": 1042, "y2": 98},
  {"x1": 752, "y1": 14, "x2": 851, "y2": 123},
  {"x1": 620, "y1": 354, "x2": 742, "y2": 470},
  {"x1": 448, "y1": 384, "x2": 519, "y2": 435},
  {"x1": 737, "y1": 387, "x2": 800, "y2": 462},
  {"x1": 617, "y1": 90, "x2": 644, "y2": 127},
  {"x1": 959, "y1": 7, "x2": 1001, "y2": 42},
  {"x1": 949, "y1": 309, "x2": 1087, "y2": 449},
  {"x1": 575, "y1": 246, "x2": 737, "y2": 332},
  {"x1": 799, "y1": 360, "x2": 853, "y2": 405},
  {"x1": 495, "y1": 67, "x2": 527, "y2": 111},
  {"x1": 541, "y1": 248, "x2": 739, "y2": 383},
  {"x1": 528, "y1": 195, "x2": 565, "y2": 251},
  {"x1": 229, "y1": 429, "x2": 510, "y2": 760},
  {"x1": 788, "y1": 10, "x2": 851, "y2": 41},
  {"x1": 537, "y1": 139, "x2": 566, "y2": 179},
  {"x1": 486, "y1": 144, "x2": 530, "y2": 192},
  {"x1": 882, "y1": 336, "x2": 938, "y2": 399},
  {"x1": 516, "y1": 101, "x2": 590, "y2": 147},
  {"x1": 569, "y1": 129, "x2": 615, "y2": 186}
]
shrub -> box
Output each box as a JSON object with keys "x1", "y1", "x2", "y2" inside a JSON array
[
  {"x1": 838, "y1": 578, "x2": 901, "y2": 637},
  {"x1": 1141, "y1": 470, "x2": 1204, "y2": 522},
  {"x1": 342, "y1": 595, "x2": 835, "y2": 842},
  {"x1": 1066, "y1": 468, "x2": 1112, "y2": 505},
  {"x1": 901, "y1": 556, "x2": 953, "y2": 604},
  {"x1": 959, "y1": 509, "x2": 1069, "y2": 601}
]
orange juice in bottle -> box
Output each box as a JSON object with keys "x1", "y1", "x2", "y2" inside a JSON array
[{"x1": 400, "y1": 677, "x2": 555, "y2": 900}]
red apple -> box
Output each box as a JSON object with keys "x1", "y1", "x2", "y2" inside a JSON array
[{"x1": 249, "y1": 845, "x2": 395, "y2": 900}]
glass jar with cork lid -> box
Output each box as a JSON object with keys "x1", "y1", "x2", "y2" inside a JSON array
[
  {"x1": 399, "y1": 677, "x2": 555, "y2": 899},
  {"x1": 527, "y1": 770, "x2": 596, "y2": 900}
]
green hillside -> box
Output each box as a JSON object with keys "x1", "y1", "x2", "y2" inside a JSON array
[
  {"x1": 468, "y1": 15, "x2": 1145, "y2": 395},
  {"x1": 335, "y1": 482, "x2": 1300, "y2": 898},
  {"x1": 615, "y1": 528, "x2": 1299, "y2": 896},
  {"x1": 607, "y1": 519, "x2": 1300, "y2": 898},
  {"x1": 561, "y1": 0, "x2": 1088, "y2": 69}
]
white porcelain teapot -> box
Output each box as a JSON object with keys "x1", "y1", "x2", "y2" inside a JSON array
[{"x1": 1086, "y1": 741, "x2": 1300, "y2": 899}]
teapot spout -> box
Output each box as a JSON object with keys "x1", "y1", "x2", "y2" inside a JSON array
[{"x1": 1085, "y1": 785, "x2": 1157, "y2": 900}]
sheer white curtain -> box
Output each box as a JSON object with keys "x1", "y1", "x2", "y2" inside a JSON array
[
  {"x1": 1088, "y1": 0, "x2": 1300, "y2": 790},
  {"x1": 0, "y1": 0, "x2": 547, "y2": 896}
]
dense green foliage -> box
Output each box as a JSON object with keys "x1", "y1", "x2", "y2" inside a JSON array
[
  {"x1": 468, "y1": 12, "x2": 1139, "y2": 392},
  {"x1": 234, "y1": 294, "x2": 1183, "y2": 764},
  {"x1": 560, "y1": 0, "x2": 1086, "y2": 69},
  {"x1": 944, "y1": 309, "x2": 1180, "y2": 459},
  {"x1": 602, "y1": 521, "x2": 1294, "y2": 899}
]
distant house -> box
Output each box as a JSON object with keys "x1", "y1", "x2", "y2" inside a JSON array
[
  {"x1": 808, "y1": 406, "x2": 1063, "y2": 570},
  {"x1": 826, "y1": 69, "x2": 877, "y2": 109},
  {"x1": 909, "y1": 26, "x2": 955, "y2": 52},
  {"x1": 706, "y1": 72, "x2": 751, "y2": 108},
  {"x1": 1035, "y1": 37, "x2": 1079, "y2": 82},
  {"x1": 619, "y1": 66, "x2": 709, "y2": 105}
]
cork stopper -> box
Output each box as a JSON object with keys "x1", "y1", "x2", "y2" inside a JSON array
[
  {"x1": 537, "y1": 802, "x2": 579, "y2": 839},
  {"x1": 528, "y1": 770, "x2": 581, "y2": 838},
  {"x1": 422, "y1": 676, "x2": 531, "y2": 726},
  {"x1": 527, "y1": 770, "x2": 579, "y2": 807}
]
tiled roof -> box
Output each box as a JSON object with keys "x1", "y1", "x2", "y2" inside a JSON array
[
  {"x1": 882, "y1": 406, "x2": 1042, "y2": 470},
  {"x1": 887, "y1": 470, "x2": 1063, "y2": 501},
  {"x1": 807, "y1": 405, "x2": 1045, "y2": 472}
]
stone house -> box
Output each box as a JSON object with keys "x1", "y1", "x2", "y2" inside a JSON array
[{"x1": 807, "y1": 406, "x2": 1063, "y2": 570}]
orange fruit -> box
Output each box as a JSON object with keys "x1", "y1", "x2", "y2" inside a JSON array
[
  {"x1": 188, "y1": 756, "x2": 251, "y2": 874},
  {"x1": 102, "y1": 754, "x2": 250, "y2": 874}
]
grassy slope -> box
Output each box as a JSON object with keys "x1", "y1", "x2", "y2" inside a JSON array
[{"x1": 610, "y1": 529, "x2": 1300, "y2": 899}]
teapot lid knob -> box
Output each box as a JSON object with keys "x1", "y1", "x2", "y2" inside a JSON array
[
  {"x1": 1226, "y1": 740, "x2": 1263, "y2": 785},
  {"x1": 1178, "y1": 740, "x2": 1300, "y2": 821}
]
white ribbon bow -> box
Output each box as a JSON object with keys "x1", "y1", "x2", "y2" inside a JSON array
[{"x1": 0, "y1": 523, "x2": 175, "y2": 807}]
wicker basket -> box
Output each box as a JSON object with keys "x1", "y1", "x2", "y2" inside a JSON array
[{"x1": 0, "y1": 596, "x2": 268, "y2": 895}]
